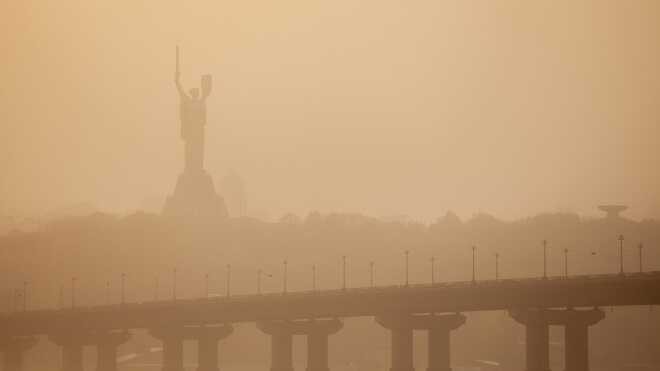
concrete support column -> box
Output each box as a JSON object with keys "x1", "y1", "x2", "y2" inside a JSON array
[
  {"x1": 1, "y1": 337, "x2": 37, "y2": 371},
  {"x1": 377, "y1": 314, "x2": 466, "y2": 371},
  {"x1": 510, "y1": 308, "x2": 605, "y2": 371},
  {"x1": 150, "y1": 327, "x2": 185, "y2": 371},
  {"x1": 526, "y1": 321, "x2": 550, "y2": 371},
  {"x1": 376, "y1": 316, "x2": 414, "y2": 371},
  {"x1": 50, "y1": 334, "x2": 85, "y2": 371},
  {"x1": 427, "y1": 314, "x2": 466, "y2": 371},
  {"x1": 95, "y1": 332, "x2": 131, "y2": 371},
  {"x1": 427, "y1": 329, "x2": 449, "y2": 371},
  {"x1": 564, "y1": 324, "x2": 588, "y2": 371},
  {"x1": 162, "y1": 335, "x2": 184, "y2": 371},
  {"x1": 305, "y1": 320, "x2": 342, "y2": 371},
  {"x1": 562, "y1": 309, "x2": 604, "y2": 371},
  {"x1": 510, "y1": 309, "x2": 551, "y2": 371},
  {"x1": 390, "y1": 326, "x2": 414, "y2": 371},
  {"x1": 306, "y1": 332, "x2": 328, "y2": 371},
  {"x1": 196, "y1": 326, "x2": 233, "y2": 371},
  {"x1": 62, "y1": 343, "x2": 84, "y2": 371},
  {"x1": 258, "y1": 322, "x2": 294, "y2": 371},
  {"x1": 271, "y1": 331, "x2": 294, "y2": 371}
]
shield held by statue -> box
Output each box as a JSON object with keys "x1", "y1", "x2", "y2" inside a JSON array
[{"x1": 201, "y1": 74, "x2": 212, "y2": 97}]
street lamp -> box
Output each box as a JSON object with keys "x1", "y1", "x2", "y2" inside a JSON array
[
  {"x1": 618, "y1": 234, "x2": 625, "y2": 275},
  {"x1": 471, "y1": 246, "x2": 477, "y2": 283},
  {"x1": 22, "y1": 281, "x2": 28, "y2": 312},
  {"x1": 121, "y1": 273, "x2": 126, "y2": 305},
  {"x1": 342, "y1": 256, "x2": 347, "y2": 290},
  {"x1": 204, "y1": 273, "x2": 209, "y2": 298},
  {"x1": 257, "y1": 269, "x2": 262, "y2": 295},
  {"x1": 13, "y1": 289, "x2": 20, "y2": 313},
  {"x1": 283, "y1": 260, "x2": 288, "y2": 294},
  {"x1": 71, "y1": 277, "x2": 77, "y2": 309},
  {"x1": 495, "y1": 253, "x2": 500, "y2": 280},
  {"x1": 430, "y1": 256, "x2": 435, "y2": 284},
  {"x1": 563, "y1": 248, "x2": 568, "y2": 278},
  {"x1": 312, "y1": 264, "x2": 317, "y2": 291},
  {"x1": 638, "y1": 243, "x2": 643, "y2": 273},
  {"x1": 370, "y1": 261, "x2": 375, "y2": 288},
  {"x1": 542, "y1": 240, "x2": 548, "y2": 279},
  {"x1": 226, "y1": 264, "x2": 231, "y2": 298},
  {"x1": 173, "y1": 268, "x2": 177, "y2": 301},
  {"x1": 106, "y1": 281, "x2": 110, "y2": 305},
  {"x1": 154, "y1": 276, "x2": 159, "y2": 301},
  {"x1": 404, "y1": 251, "x2": 410, "y2": 286}
]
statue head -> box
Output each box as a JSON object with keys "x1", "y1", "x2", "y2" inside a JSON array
[{"x1": 189, "y1": 88, "x2": 200, "y2": 100}]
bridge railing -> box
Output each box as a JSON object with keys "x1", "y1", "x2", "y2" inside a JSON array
[{"x1": 3, "y1": 271, "x2": 659, "y2": 318}]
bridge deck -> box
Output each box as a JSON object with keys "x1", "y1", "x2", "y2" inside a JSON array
[{"x1": 2, "y1": 272, "x2": 659, "y2": 335}]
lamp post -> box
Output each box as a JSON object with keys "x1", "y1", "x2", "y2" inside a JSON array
[
  {"x1": 226, "y1": 264, "x2": 231, "y2": 298},
  {"x1": 154, "y1": 276, "x2": 159, "y2": 301},
  {"x1": 495, "y1": 253, "x2": 500, "y2": 280},
  {"x1": 471, "y1": 246, "x2": 476, "y2": 283},
  {"x1": 430, "y1": 256, "x2": 435, "y2": 284},
  {"x1": 638, "y1": 243, "x2": 643, "y2": 273},
  {"x1": 58, "y1": 285, "x2": 64, "y2": 310},
  {"x1": 283, "y1": 260, "x2": 288, "y2": 294},
  {"x1": 106, "y1": 281, "x2": 110, "y2": 305},
  {"x1": 173, "y1": 268, "x2": 177, "y2": 301},
  {"x1": 370, "y1": 261, "x2": 375, "y2": 288},
  {"x1": 563, "y1": 248, "x2": 568, "y2": 278},
  {"x1": 542, "y1": 240, "x2": 548, "y2": 279},
  {"x1": 13, "y1": 289, "x2": 19, "y2": 313},
  {"x1": 312, "y1": 265, "x2": 317, "y2": 291},
  {"x1": 618, "y1": 234, "x2": 625, "y2": 275},
  {"x1": 257, "y1": 269, "x2": 262, "y2": 295},
  {"x1": 204, "y1": 273, "x2": 209, "y2": 298},
  {"x1": 23, "y1": 281, "x2": 28, "y2": 311},
  {"x1": 121, "y1": 273, "x2": 126, "y2": 305},
  {"x1": 22, "y1": 281, "x2": 28, "y2": 311},
  {"x1": 71, "y1": 277, "x2": 77, "y2": 309},
  {"x1": 404, "y1": 251, "x2": 410, "y2": 287},
  {"x1": 342, "y1": 256, "x2": 347, "y2": 290}
]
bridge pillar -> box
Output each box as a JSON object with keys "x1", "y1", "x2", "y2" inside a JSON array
[
  {"x1": 377, "y1": 314, "x2": 464, "y2": 371},
  {"x1": 304, "y1": 319, "x2": 342, "y2": 371},
  {"x1": 49, "y1": 333, "x2": 86, "y2": 371},
  {"x1": 258, "y1": 319, "x2": 342, "y2": 371},
  {"x1": 562, "y1": 309, "x2": 604, "y2": 371},
  {"x1": 426, "y1": 314, "x2": 466, "y2": 371},
  {"x1": 0, "y1": 337, "x2": 37, "y2": 371},
  {"x1": 95, "y1": 331, "x2": 131, "y2": 371},
  {"x1": 510, "y1": 308, "x2": 605, "y2": 371},
  {"x1": 62, "y1": 343, "x2": 84, "y2": 371},
  {"x1": 196, "y1": 325, "x2": 233, "y2": 371},
  {"x1": 151, "y1": 325, "x2": 234, "y2": 371},
  {"x1": 258, "y1": 322, "x2": 295, "y2": 371},
  {"x1": 375, "y1": 316, "x2": 415, "y2": 371},
  {"x1": 510, "y1": 309, "x2": 551, "y2": 371},
  {"x1": 151, "y1": 327, "x2": 185, "y2": 371}
]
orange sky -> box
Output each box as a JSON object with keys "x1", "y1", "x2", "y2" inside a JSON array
[{"x1": 1, "y1": 0, "x2": 659, "y2": 221}]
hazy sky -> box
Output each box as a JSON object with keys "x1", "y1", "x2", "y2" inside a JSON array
[{"x1": 1, "y1": 1, "x2": 659, "y2": 221}]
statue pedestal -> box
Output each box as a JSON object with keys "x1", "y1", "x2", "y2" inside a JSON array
[{"x1": 163, "y1": 169, "x2": 228, "y2": 221}]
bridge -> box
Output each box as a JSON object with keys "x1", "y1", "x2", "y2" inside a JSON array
[{"x1": 1, "y1": 271, "x2": 659, "y2": 371}]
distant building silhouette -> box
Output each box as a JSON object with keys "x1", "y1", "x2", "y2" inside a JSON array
[
  {"x1": 162, "y1": 46, "x2": 228, "y2": 220},
  {"x1": 598, "y1": 205, "x2": 628, "y2": 219}
]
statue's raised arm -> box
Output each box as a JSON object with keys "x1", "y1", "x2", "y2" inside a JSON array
[
  {"x1": 201, "y1": 74, "x2": 212, "y2": 101},
  {"x1": 175, "y1": 71, "x2": 188, "y2": 99},
  {"x1": 175, "y1": 46, "x2": 189, "y2": 99}
]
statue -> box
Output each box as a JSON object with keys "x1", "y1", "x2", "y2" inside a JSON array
[
  {"x1": 163, "y1": 46, "x2": 228, "y2": 221},
  {"x1": 175, "y1": 46, "x2": 211, "y2": 173}
]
